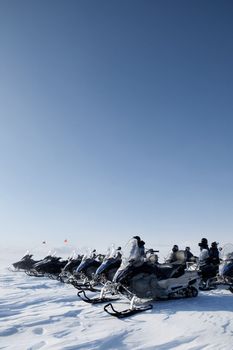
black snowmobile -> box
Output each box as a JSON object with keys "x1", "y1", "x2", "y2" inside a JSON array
[
  {"x1": 93, "y1": 245, "x2": 122, "y2": 283},
  {"x1": 58, "y1": 253, "x2": 83, "y2": 283},
  {"x1": 28, "y1": 254, "x2": 68, "y2": 278},
  {"x1": 77, "y1": 245, "x2": 122, "y2": 303},
  {"x1": 11, "y1": 252, "x2": 40, "y2": 272},
  {"x1": 69, "y1": 250, "x2": 104, "y2": 291}
]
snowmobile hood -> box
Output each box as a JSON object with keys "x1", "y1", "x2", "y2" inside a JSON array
[
  {"x1": 33, "y1": 257, "x2": 53, "y2": 268},
  {"x1": 220, "y1": 261, "x2": 233, "y2": 277},
  {"x1": 95, "y1": 258, "x2": 116, "y2": 277},
  {"x1": 63, "y1": 258, "x2": 82, "y2": 271},
  {"x1": 220, "y1": 243, "x2": 233, "y2": 261},
  {"x1": 76, "y1": 258, "x2": 93, "y2": 273},
  {"x1": 113, "y1": 264, "x2": 132, "y2": 283}
]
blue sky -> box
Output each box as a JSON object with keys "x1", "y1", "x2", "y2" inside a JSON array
[{"x1": 0, "y1": 1, "x2": 233, "y2": 252}]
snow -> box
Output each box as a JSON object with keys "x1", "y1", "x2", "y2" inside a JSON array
[{"x1": 1, "y1": 248, "x2": 233, "y2": 350}]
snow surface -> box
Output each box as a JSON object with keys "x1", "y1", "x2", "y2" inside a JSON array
[{"x1": 1, "y1": 248, "x2": 233, "y2": 350}]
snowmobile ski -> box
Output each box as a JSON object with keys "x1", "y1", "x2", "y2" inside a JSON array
[
  {"x1": 77, "y1": 290, "x2": 120, "y2": 304},
  {"x1": 70, "y1": 280, "x2": 100, "y2": 292},
  {"x1": 103, "y1": 302, "x2": 153, "y2": 318},
  {"x1": 25, "y1": 270, "x2": 45, "y2": 277}
]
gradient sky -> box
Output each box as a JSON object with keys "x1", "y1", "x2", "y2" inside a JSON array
[{"x1": 0, "y1": 0, "x2": 233, "y2": 252}]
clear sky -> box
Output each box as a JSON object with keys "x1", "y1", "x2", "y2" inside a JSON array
[{"x1": 0, "y1": 0, "x2": 233, "y2": 252}]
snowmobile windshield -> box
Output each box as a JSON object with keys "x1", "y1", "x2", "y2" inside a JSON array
[
  {"x1": 109, "y1": 245, "x2": 120, "y2": 259},
  {"x1": 103, "y1": 245, "x2": 118, "y2": 261},
  {"x1": 220, "y1": 243, "x2": 233, "y2": 261},
  {"x1": 95, "y1": 259, "x2": 112, "y2": 275},
  {"x1": 121, "y1": 238, "x2": 141, "y2": 266},
  {"x1": 81, "y1": 253, "x2": 88, "y2": 262},
  {"x1": 22, "y1": 250, "x2": 33, "y2": 259},
  {"x1": 103, "y1": 247, "x2": 111, "y2": 261},
  {"x1": 45, "y1": 250, "x2": 57, "y2": 258},
  {"x1": 22, "y1": 250, "x2": 30, "y2": 258},
  {"x1": 112, "y1": 239, "x2": 142, "y2": 284},
  {"x1": 68, "y1": 250, "x2": 79, "y2": 260},
  {"x1": 81, "y1": 249, "x2": 96, "y2": 262}
]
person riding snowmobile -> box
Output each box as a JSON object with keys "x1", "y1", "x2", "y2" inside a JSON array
[
  {"x1": 185, "y1": 247, "x2": 195, "y2": 262},
  {"x1": 198, "y1": 239, "x2": 218, "y2": 289},
  {"x1": 166, "y1": 245, "x2": 179, "y2": 263},
  {"x1": 209, "y1": 242, "x2": 220, "y2": 266}
]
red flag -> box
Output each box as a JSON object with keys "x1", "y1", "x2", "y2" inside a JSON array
[{"x1": 64, "y1": 239, "x2": 68, "y2": 243}]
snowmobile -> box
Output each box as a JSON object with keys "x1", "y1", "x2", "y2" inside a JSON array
[
  {"x1": 58, "y1": 252, "x2": 83, "y2": 283},
  {"x1": 77, "y1": 245, "x2": 159, "y2": 307},
  {"x1": 69, "y1": 249, "x2": 104, "y2": 291},
  {"x1": 78, "y1": 239, "x2": 199, "y2": 317},
  {"x1": 93, "y1": 245, "x2": 122, "y2": 283},
  {"x1": 28, "y1": 254, "x2": 68, "y2": 278},
  {"x1": 77, "y1": 245, "x2": 122, "y2": 303},
  {"x1": 103, "y1": 238, "x2": 199, "y2": 317},
  {"x1": 11, "y1": 252, "x2": 39, "y2": 272},
  {"x1": 213, "y1": 243, "x2": 233, "y2": 293}
]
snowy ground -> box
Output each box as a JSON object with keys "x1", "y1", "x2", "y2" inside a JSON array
[{"x1": 1, "y1": 249, "x2": 233, "y2": 350}]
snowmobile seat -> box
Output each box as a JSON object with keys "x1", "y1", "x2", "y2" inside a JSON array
[{"x1": 155, "y1": 263, "x2": 185, "y2": 279}]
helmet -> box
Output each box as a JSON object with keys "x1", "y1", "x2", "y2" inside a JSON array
[
  {"x1": 172, "y1": 245, "x2": 179, "y2": 252},
  {"x1": 198, "y1": 237, "x2": 208, "y2": 248},
  {"x1": 201, "y1": 238, "x2": 208, "y2": 245}
]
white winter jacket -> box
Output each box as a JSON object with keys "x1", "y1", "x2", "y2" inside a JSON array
[{"x1": 198, "y1": 249, "x2": 209, "y2": 266}]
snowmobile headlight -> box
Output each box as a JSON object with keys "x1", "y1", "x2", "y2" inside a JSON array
[{"x1": 147, "y1": 254, "x2": 158, "y2": 263}]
